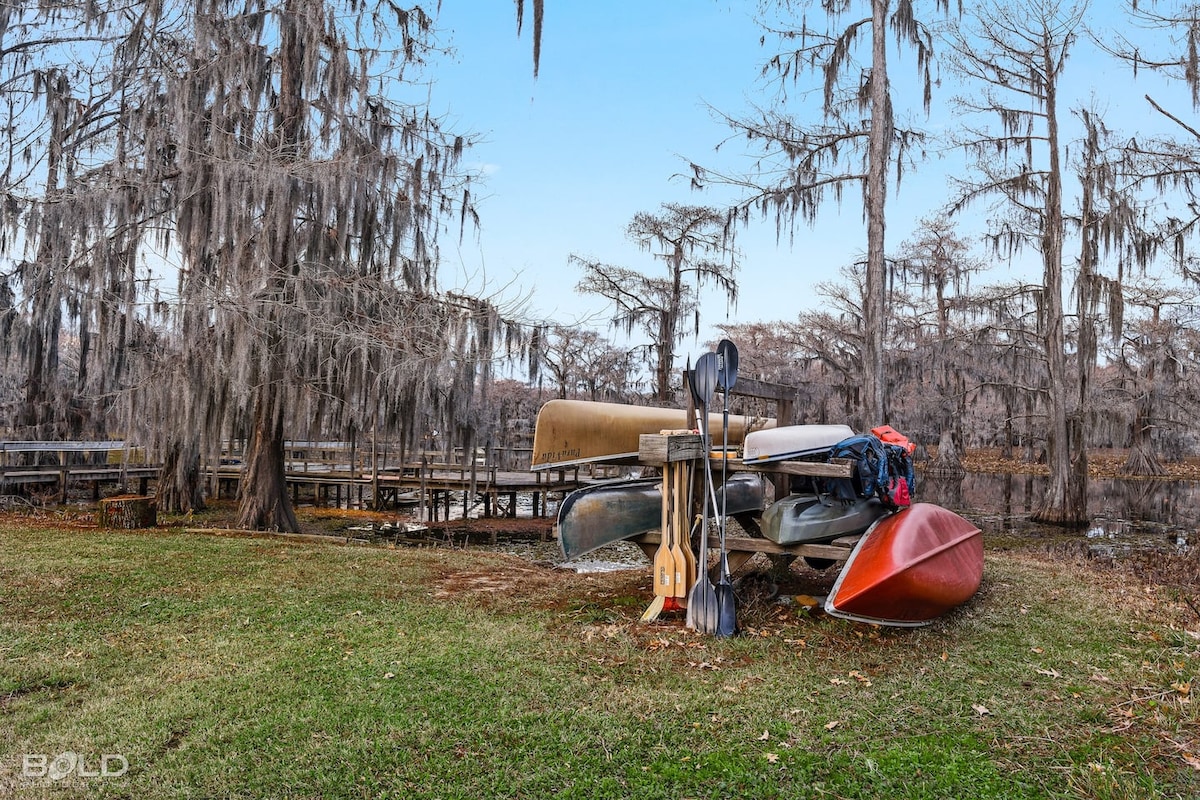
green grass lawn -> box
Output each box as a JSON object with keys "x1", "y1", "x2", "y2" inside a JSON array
[{"x1": 1, "y1": 521, "x2": 1197, "y2": 799}]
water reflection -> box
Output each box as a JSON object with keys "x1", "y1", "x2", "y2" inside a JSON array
[{"x1": 918, "y1": 471, "x2": 1196, "y2": 556}]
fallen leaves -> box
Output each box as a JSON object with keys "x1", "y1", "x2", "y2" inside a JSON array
[
  {"x1": 644, "y1": 636, "x2": 706, "y2": 652},
  {"x1": 848, "y1": 670, "x2": 873, "y2": 687},
  {"x1": 971, "y1": 703, "x2": 991, "y2": 716},
  {"x1": 828, "y1": 670, "x2": 873, "y2": 688}
]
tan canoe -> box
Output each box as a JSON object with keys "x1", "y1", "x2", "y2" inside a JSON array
[{"x1": 531, "y1": 399, "x2": 774, "y2": 470}]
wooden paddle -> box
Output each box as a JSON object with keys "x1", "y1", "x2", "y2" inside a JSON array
[
  {"x1": 686, "y1": 352, "x2": 720, "y2": 634},
  {"x1": 641, "y1": 467, "x2": 675, "y2": 622},
  {"x1": 714, "y1": 339, "x2": 740, "y2": 637},
  {"x1": 674, "y1": 460, "x2": 695, "y2": 598},
  {"x1": 665, "y1": 460, "x2": 687, "y2": 611}
]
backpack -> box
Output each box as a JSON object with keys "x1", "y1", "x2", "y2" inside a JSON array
[
  {"x1": 825, "y1": 434, "x2": 890, "y2": 502},
  {"x1": 872, "y1": 425, "x2": 916, "y2": 507},
  {"x1": 825, "y1": 431, "x2": 915, "y2": 509}
]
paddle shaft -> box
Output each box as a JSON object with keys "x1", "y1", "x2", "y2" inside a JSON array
[
  {"x1": 714, "y1": 339, "x2": 739, "y2": 637},
  {"x1": 687, "y1": 356, "x2": 720, "y2": 634}
]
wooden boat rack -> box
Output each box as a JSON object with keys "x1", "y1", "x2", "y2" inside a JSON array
[
  {"x1": 638, "y1": 432, "x2": 852, "y2": 478},
  {"x1": 634, "y1": 432, "x2": 862, "y2": 570},
  {"x1": 627, "y1": 530, "x2": 863, "y2": 574}
]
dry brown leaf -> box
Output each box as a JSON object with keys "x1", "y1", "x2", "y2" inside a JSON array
[
  {"x1": 1036, "y1": 667, "x2": 1061, "y2": 679},
  {"x1": 972, "y1": 704, "x2": 991, "y2": 716},
  {"x1": 765, "y1": 753, "x2": 780, "y2": 764},
  {"x1": 758, "y1": 730, "x2": 770, "y2": 741},
  {"x1": 824, "y1": 720, "x2": 840, "y2": 731}
]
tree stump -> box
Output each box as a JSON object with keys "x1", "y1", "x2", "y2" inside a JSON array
[{"x1": 98, "y1": 495, "x2": 157, "y2": 529}]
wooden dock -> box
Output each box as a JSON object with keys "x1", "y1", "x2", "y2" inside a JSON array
[
  {"x1": 209, "y1": 460, "x2": 587, "y2": 519},
  {"x1": 0, "y1": 441, "x2": 157, "y2": 502},
  {"x1": 1, "y1": 439, "x2": 589, "y2": 518}
]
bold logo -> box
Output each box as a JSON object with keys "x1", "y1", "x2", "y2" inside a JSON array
[{"x1": 22, "y1": 752, "x2": 128, "y2": 780}]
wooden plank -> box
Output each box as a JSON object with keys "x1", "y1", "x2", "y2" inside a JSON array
[
  {"x1": 638, "y1": 433, "x2": 704, "y2": 465},
  {"x1": 630, "y1": 532, "x2": 860, "y2": 561},
  {"x1": 0, "y1": 440, "x2": 125, "y2": 452},
  {"x1": 725, "y1": 376, "x2": 796, "y2": 403},
  {"x1": 725, "y1": 458, "x2": 853, "y2": 478}
]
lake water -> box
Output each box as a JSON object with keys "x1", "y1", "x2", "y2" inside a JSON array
[{"x1": 918, "y1": 472, "x2": 1197, "y2": 558}]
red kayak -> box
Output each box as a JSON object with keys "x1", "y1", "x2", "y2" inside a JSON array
[{"x1": 825, "y1": 503, "x2": 983, "y2": 627}]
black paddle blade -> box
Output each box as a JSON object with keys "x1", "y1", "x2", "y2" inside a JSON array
[
  {"x1": 694, "y1": 352, "x2": 719, "y2": 406},
  {"x1": 715, "y1": 583, "x2": 737, "y2": 637},
  {"x1": 716, "y1": 339, "x2": 739, "y2": 391}
]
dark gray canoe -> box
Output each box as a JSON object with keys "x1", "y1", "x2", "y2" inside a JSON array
[
  {"x1": 760, "y1": 493, "x2": 892, "y2": 546},
  {"x1": 557, "y1": 473, "x2": 766, "y2": 561}
]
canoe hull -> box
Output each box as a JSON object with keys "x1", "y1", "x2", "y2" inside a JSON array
[
  {"x1": 532, "y1": 399, "x2": 772, "y2": 470},
  {"x1": 824, "y1": 503, "x2": 983, "y2": 627},
  {"x1": 742, "y1": 424, "x2": 855, "y2": 464},
  {"x1": 557, "y1": 473, "x2": 766, "y2": 561},
  {"x1": 760, "y1": 494, "x2": 891, "y2": 545}
]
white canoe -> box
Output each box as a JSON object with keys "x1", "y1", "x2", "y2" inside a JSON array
[{"x1": 742, "y1": 424, "x2": 855, "y2": 464}]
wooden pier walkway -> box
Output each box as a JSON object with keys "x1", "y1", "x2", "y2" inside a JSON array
[
  {"x1": 1, "y1": 440, "x2": 593, "y2": 518},
  {"x1": 0, "y1": 441, "x2": 157, "y2": 502},
  {"x1": 209, "y1": 460, "x2": 587, "y2": 519}
]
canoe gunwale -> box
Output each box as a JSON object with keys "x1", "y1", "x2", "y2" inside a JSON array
[{"x1": 533, "y1": 452, "x2": 641, "y2": 472}]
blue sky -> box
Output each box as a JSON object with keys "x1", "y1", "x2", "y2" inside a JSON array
[
  {"x1": 426, "y1": 2, "x2": 1194, "y2": 349},
  {"x1": 430, "y1": 1, "x2": 864, "y2": 337}
]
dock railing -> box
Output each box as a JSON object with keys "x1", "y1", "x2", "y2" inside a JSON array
[{"x1": 0, "y1": 441, "x2": 157, "y2": 501}]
